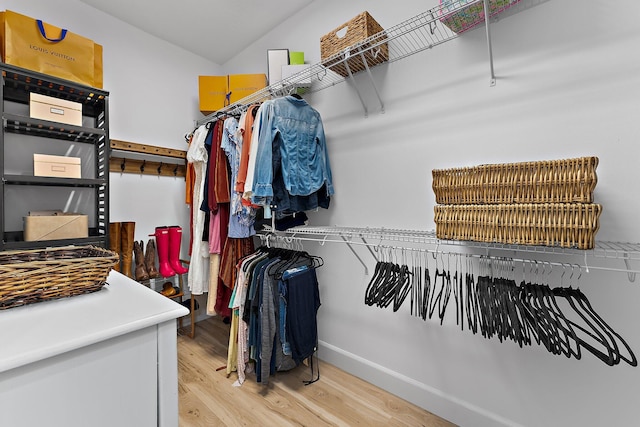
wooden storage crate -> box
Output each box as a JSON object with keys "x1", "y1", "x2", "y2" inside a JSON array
[
  {"x1": 432, "y1": 157, "x2": 599, "y2": 205},
  {"x1": 320, "y1": 11, "x2": 389, "y2": 77},
  {"x1": 0, "y1": 245, "x2": 118, "y2": 309},
  {"x1": 434, "y1": 203, "x2": 602, "y2": 249}
]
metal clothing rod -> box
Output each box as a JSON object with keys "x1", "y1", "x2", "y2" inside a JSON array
[
  {"x1": 270, "y1": 226, "x2": 640, "y2": 261},
  {"x1": 259, "y1": 232, "x2": 640, "y2": 280}
]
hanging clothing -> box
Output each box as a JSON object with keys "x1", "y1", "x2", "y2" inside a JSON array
[
  {"x1": 233, "y1": 252, "x2": 267, "y2": 386},
  {"x1": 221, "y1": 116, "x2": 256, "y2": 238},
  {"x1": 236, "y1": 104, "x2": 261, "y2": 195},
  {"x1": 213, "y1": 203, "x2": 230, "y2": 318},
  {"x1": 207, "y1": 254, "x2": 220, "y2": 316},
  {"x1": 243, "y1": 102, "x2": 270, "y2": 202},
  {"x1": 283, "y1": 266, "x2": 321, "y2": 364},
  {"x1": 206, "y1": 203, "x2": 228, "y2": 315},
  {"x1": 227, "y1": 246, "x2": 322, "y2": 385},
  {"x1": 251, "y1": 96, "x2": 334, "y2": 207},
  {"x1": 186, "y1": 124, "x2": 210, "y2": 295},
  {"x1": 220, "y1": 237, "x2": 254, "y2": 289}
]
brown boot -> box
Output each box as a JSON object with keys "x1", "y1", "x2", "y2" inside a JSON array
[
  {"x1": 134, "y1": 240, "x2": 149, "y2": 281},
  {"x1": 145, "y1": 239, "x2": 160, "y2": 279},
  {"x1": 108, "y1": 222, "x2": 122, "y2": 272},
  {"x1": 120, "y1": 222, "x2": 135, "y2": 278}
]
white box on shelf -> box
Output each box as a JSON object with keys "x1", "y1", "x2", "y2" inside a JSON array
[
  {"x1": 33, "y1": 154, "x2": 81, "y2": 178},
  {"x1": 29, "y1": 93, "x2": 82, "y2": 126},
  {"x1": 267, "y1": 49, "x2": 289, "y2": 85},
  {"x1": 281, "y1": 64, "x2": 312, "y2": 88}
]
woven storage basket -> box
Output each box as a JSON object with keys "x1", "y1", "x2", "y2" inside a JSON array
[
  {"x1": 320, "y1": 11, "x2": 389, "y2": 78},
  {"x1": 434, "y1": 203, "x2": 602, "y2": 249},
  {"x1": 0, "y1": 245, "x2": 118, "y2": 310},
  {"x1": 432, "y1": 156, "x2": 599, "y2": 205},
  {"x1": 439, "y1": 0, "x2": 522, "y2": 34}
]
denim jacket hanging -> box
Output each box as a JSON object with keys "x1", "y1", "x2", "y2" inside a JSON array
[{"x1": 251, "y1": 96, "x2": 334, "y2": 206}]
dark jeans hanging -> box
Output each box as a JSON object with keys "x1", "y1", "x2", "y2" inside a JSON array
[{"x1": 284, "y1": 266, "x2": 321, "y2": 364}]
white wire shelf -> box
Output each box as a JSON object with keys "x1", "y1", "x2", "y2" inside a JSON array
[
  {"x1": 263, "y1": 225, "x2": 640, "y2": 263},
  {"x1": 197, "y1": 0, "x2": 500, "y2": 125}
]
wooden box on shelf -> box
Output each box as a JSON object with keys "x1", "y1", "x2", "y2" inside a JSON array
[{"x1": 320, "y1": 11, "x2": 389, "y2": 77}]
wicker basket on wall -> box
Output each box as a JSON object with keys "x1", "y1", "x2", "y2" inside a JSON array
[
  {"x1": 0, "y1": 245, "x2": 118, "y2": 310},
  {"x1": 432, "y1": 156, "x2": 599, "y2": 205},
  {"x1": 433, "y1": 157, "x2": 602, "y2": 249},
  {"x1": 434, "y1": 203, "x2": 602, "y2": 249},
  {"x1": 320, "y1": 11, "x2": 389, "y2": 78}
]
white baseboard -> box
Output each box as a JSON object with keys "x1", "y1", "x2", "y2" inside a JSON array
[{"x1": 317, "y1": 340, "x2": 523, "y2": 427}]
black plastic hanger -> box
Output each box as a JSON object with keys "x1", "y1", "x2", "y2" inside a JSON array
[
  {"x1": 393, "y1": 263, "x2": 412, "y2": 312},
  {"x1": 421, "y1": 267, "x2": 431, "y2": 321},
  {"x1": 364, "y1": 261, "x2": 385, "y2": 306},
  {"x1": 553, "y1": 287, "x2": 616, "y2": 366}
]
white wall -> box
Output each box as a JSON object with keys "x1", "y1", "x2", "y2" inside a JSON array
[
  {"x1": 2, "y1": 0, "x2": 221, "y2": 299},
  {"x1": 226, "y1": 1, "x2": 640, "y2": 426}
]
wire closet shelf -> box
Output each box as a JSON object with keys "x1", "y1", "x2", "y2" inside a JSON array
[
  {"x1": 260, "y1": 226, "x2": 640, "y2": 280},
  {"x1": 196, "y1": 0, "x2": 488, "y2": 126}
]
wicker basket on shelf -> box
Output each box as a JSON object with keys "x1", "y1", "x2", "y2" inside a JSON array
[
  {"x1": 434, "y1": 203, "x2": 602, "y2": 249},
  {"x1": 432, "y1": 156, "x2": 599, "y2": 205},
  {"x1": 439, "y1": 0, "x2": 523, "y2": 34},
  {"x1": 0, "y1": 245, "x2": 118, "y2": 310},
  {"x1": 320, "y1": 11, "x2": 389, "y2": 77}
]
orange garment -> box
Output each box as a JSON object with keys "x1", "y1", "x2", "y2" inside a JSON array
[
  {"x1": 220, "y1": 237, "x2": 255, "y2": 289},
  {"x1": 185, "y1": 163, "x2": 195, "y2": 205},
  {"x1": 185, "y1": 132, "x2": 195, "y2": 205},
  {"x1": 185, "y1": 131, "x2": 196, "y2": 255},
  {"x1": 235, "y1": 104, "x2": 260, "y2": 193}
]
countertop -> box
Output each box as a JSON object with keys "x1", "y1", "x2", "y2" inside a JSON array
[{"x1": 0, "y1": 270, "x2": 189, "y2": 373}]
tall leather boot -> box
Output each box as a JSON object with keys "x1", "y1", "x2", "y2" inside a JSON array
[
  {"x1": 168, "y1": 226, "x2": 189, "y2": 275},
  {"x1": 145, "y1": 239, "x2": 160, "y2": 279},
  {"x1": 108, "y1": 222, "x2": 122, "y2": 272},
  {"x1": 151, "y1": 226, "x2": 175, "y2": 278},
  {"x1": 133, "y1": 240, "x2": 149, "y2": 281},
  {"x1": 120, "y1": 222, "x2": 135, "y2": 279}
]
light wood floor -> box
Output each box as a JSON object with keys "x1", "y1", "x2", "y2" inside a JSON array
[{"x1": 177, "y1": 317, "x2": 456, "y2": 427}]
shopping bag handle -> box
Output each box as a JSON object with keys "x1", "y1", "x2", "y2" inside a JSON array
[{"x1": 36, "y1": 19, "x2": 67, "y2": 42}]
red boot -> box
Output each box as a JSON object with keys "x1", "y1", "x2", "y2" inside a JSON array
[
  {"x1": 168, "y1": 226, "x2": 189, "y2": 275},
  {"x1": 150, "y1": 227, "x2": 176, "y2": 278}
]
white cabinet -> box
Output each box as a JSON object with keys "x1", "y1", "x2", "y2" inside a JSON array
[{"x1": 0, "y1": 271, "x2": 189, "y2": 427}]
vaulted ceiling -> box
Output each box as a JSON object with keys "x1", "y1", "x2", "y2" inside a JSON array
[{"x1": 78, "y1": 0, "x2": 314, "y2": 64}]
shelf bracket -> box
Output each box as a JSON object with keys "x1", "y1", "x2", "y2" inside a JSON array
[
  {"x1": 340, "y1": 235, "x2": 369, "y2": 275},
  {"x1": 356, "y1": 46, "x2": 385, "y2": 114},
  {"x1": 483, "y1": 0, "x2": 497, "y2": 86},
  {"x1": 341, "y1": 47, "x2": 386, "y2": 118},
  {"x1": 623, "y1": 253, "x2": 636, "y2": 283},
  {"x1": 342, "y1": 52, "x2": 369, "y2": 118},
  {"x1": 360, "y1": 236, "x2": 380, "y2": 263}
]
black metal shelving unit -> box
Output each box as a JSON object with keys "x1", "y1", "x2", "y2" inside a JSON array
[{"x1": 0, "y1": 63, "x2": 110, "y2": 251}]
